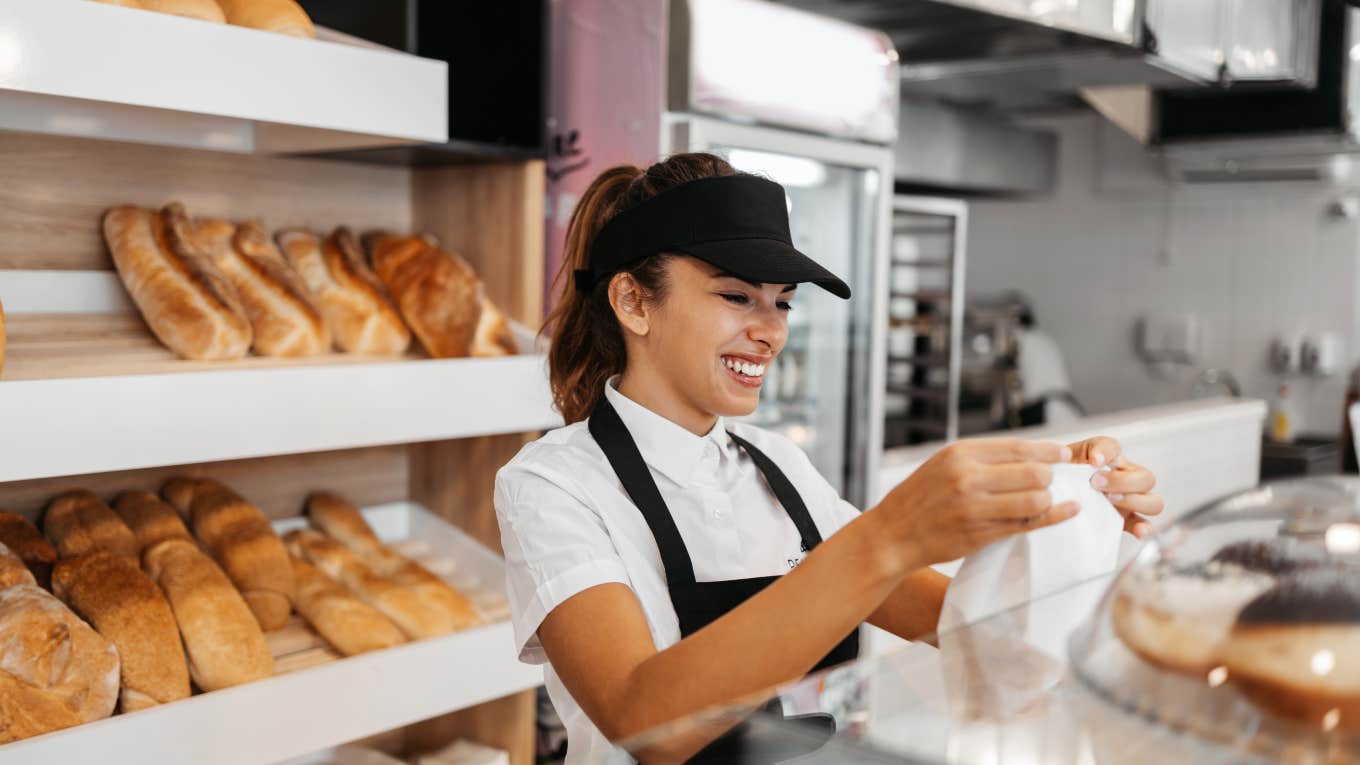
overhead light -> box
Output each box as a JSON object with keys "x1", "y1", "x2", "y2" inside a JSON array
[{"x1": 726, "y1": 148, "x2": 827, "y2": 188}]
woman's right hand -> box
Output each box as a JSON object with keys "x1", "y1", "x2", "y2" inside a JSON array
[{"x1": 871, "y1": 439, "x2": 1078, "y2": 573}]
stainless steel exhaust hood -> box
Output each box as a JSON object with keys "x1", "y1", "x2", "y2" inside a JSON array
[{"x1": 777, "y1": 0, "x2": 1322, "y2": 110}]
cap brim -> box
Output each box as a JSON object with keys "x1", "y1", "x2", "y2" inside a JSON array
[{"x1": 672, "y1": 238, "x2": 852, "y2": 300}]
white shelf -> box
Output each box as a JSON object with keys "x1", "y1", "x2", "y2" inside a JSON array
[
  {"x1": 0, "y1": 502, "x2": 543, "y2": 765},
  {"x1": 0, "y1": 0, "x2": 448, "y2": 154},
  {"x1": 0, "y1": 354, "x2": 560, "y2": 482}
]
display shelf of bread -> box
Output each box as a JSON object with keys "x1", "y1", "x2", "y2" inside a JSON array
[
  {"x1": 1070, "y1": 477, "x2": 1360, "y2": 760},
  {"x1": 0, "y1": 201, "x2": 557, "y2": 484},
  {"x1": 0, "y1": 480, "x2": 534, "y2": 765},
  {"x1": 0, "y1": 0, "x2": 446, "y2": 154}
]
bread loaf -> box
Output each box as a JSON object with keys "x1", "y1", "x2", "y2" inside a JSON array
[
  {"x1": 216, "y1": 0, "x2": 314, "y2": 37},
  {"x1": 111, "y1": 490, "x2": 193, "y2": 553},
  {"x1": 0, "y1": 512, "x2": 57, "y2": 589},
  {"x1": 161, "y1": 478, "x2": 295, "y2": 630},
  {"x1": 290, "y1": 556, "x2": 406, "y2": 656},
  {"x1": 52, "y1": 552, "x2": 190, "y2": 712},
  {"x1": 276, "y1": 227, "x2": 410, "y2": 355},
  {"x1": 142, "y1": 538, "x2": 274, "y2": 691},
  {"x1": 0, "y1": 580, "x2": 119, "y2": 738},
  {"x1": 0, "y1": 543, "x2": 37, "y2": 589},
  {"x1": 284, "y1": 529, "x2": 455, "y2": 639},
  {"x1": 307, "y1": 493, "x2": 481, "y2": 629},
  {"x1": 103, "y1": 204, "x2": 252, "y2": 361},
  {"x1": 43, "y1": 490, "x2": 140, "y2": 563},
  {"x1": 137, "y1": 0, "x2": 225, "y2": 22},
  {"x1": 368, "y1": 234, "x2": 484, "y2": 359},
  {"x1": 470, "y1": 297, "x2": 518, "y2": 358},
  {"x1": 194, "y1": 219, "x2": 330, "y2": 357}
]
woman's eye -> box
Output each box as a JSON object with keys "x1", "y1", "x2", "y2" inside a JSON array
[
  {"x1": 719, "y1": 293, "x2": 749, "y2": 305},
  {"x1": 777, "y1": 302, "x2": 793, "y2": 312}
]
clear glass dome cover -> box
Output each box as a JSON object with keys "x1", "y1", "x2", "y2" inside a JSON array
[{"x1": 1070, "y1": 476, "x2": 1360, "y2": 760}]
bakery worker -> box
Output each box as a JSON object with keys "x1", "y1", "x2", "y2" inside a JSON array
[{"x1": 495, "y1": 154, "x2": 1163, "y2": 764}]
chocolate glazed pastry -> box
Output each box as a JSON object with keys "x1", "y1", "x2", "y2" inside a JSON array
[{"x1": 1221, "y1": 567, "x2": 1360, "y2": 731}]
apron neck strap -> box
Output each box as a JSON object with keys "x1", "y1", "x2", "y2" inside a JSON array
[{"x1": 726, "y1": 431, "x2": 824, "y2": 553}]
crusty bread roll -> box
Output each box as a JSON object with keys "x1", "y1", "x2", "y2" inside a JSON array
[
  {"x1": 52, "y1": 552, "x2": 190, "y2": 712},
  {"x1": 111, "y1": 490, "x2": 193, "y2": 554},
  {"x1": 307, "y1": 493, "x2": 481, "y2": 630},
  {"x1": 43, "y1": 490, "x2": 140, "y2": 563},
  {"x1": 290, "y1": 556, "x2": 406, "y2": 656},
  {"x1": 470, "y1": 297, "x2": 518, "y2": 358},
  {"x1": 0, "y1": 512, "x2": 57, "y2": 589},
  {"x1": 284, "y1": 529, "x2": 455, "y2": 639},
  {"x1": 142, "y1": 538, "x2": 274, "y2": 691},
  {"x1": 0, "y1": 581, "x2": 120, "y2": 738},
  {"x1": 103, "y1": 204, "x2": 252, "y2": 361},
  {"x1": 138, "y1": 0, "x2": 224, "y2": 22},
  {"x1": 276, "y1": 227, "x2": 410, "y2": 355},
  {"x1": 368, "y1": 234, "x2": 485, "y2": 359},
  {"x1": 194, "y1": 219, "x2": 330, "y2": 357},
  {"x1": 0, "y1": 543, "x2": 37, "y2": 589},
  {"x1": 215, "y1": 0, "x2": 314, "y2": 37},
  {"x1": 160, "y1": 478, "x2": 295, "y2": 631}
]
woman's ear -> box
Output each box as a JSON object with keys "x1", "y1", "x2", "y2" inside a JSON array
[{"x1": 608, "y1": 273, "x2": 651, "y2": 337}]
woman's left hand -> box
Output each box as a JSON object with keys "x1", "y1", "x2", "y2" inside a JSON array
[{"x1": 1068, "y1": 437, "x2": 1163, "y2": 539}]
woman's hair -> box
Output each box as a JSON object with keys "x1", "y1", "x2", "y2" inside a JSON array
[{"x1": 544, "y1": 152, "x2": 739, "y2": 424}]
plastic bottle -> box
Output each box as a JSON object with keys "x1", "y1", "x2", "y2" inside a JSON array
[{"x1": 1270, "y1": 384, "x2": 1296, "y2": 443}]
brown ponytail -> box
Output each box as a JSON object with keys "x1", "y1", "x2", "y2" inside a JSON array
[{"x1": 544, "y1": 153, "x2": 739, "y2": 424}]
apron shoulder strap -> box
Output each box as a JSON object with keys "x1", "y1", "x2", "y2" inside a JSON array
[
  {"x1": 588, "y1": 397, "x2": 697, "y2": 585},
  {"x1": 726, "y1": 431, "x2": 825, "y2": 552}
]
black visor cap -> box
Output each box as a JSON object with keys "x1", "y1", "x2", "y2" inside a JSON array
[{"x1": 577, "y1": 175, "x2": 851, "y2": 300}]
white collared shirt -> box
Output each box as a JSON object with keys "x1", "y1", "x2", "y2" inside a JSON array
[{"x1": 494, "y1": 379, "x2": 862, "y2": 765}]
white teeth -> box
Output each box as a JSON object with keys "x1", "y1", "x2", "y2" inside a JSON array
[{"x1": 723, "y1": 357, "x2": 766, "y2": 377}]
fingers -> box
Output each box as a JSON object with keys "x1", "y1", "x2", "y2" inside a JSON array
[
  {"x1": 1070, "y1": 437, "x2": 1122, "y2": 468},
  {"x1": 1123, "y1": 516, "x2": 1153, "y2": 540},
  {"x1": 965, "y1": 439, "x2": 1072, "y2": 465},
  {"x1": 1110, "y1": 492, "x2": 1164, "y2": 518},
  {"x1": 981, "y1": 489, "x2": 1058, "y2": 522},
  {"x1": 1025, "y1": 501, "x2": 1081, "y2": 531},
  {"x1": 976, "y1": 462, "x2": 1054, "y2": 493},
  {"x1": 1093, "y1": 464, "x2": 1157, "y2": 495}
]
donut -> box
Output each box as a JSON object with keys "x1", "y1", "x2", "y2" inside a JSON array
[
  {"x1": 1111, "y1": 562, "x2": 1274, "y2": 677},
  {"x1": 1220, "y1": 567, "x2": 1360, "y2": 731}
]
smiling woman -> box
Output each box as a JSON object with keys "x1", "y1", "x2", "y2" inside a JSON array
[{"x1": 495, "y1": 153, "x2": 1163, "y2": 765}]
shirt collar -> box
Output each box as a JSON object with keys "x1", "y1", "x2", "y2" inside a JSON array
[{"x1": 602, "y1": 376, "x2": 731, "y2": 486}]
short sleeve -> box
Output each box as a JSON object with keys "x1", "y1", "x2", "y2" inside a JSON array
[{"x1": 494, "y1": 450, "x2": 632, "y2": 664}]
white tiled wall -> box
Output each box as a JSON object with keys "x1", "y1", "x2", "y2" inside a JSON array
[{"x1": 966, "y1": 113, "x2": 1360, "y2": 434}]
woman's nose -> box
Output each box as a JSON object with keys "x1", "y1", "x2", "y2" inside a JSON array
[{"x1": 747, "y1": 304, "x2": 787, "y2": 351}]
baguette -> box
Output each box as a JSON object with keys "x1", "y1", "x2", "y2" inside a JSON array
[
  {"x1": 137, "y1": 0, "x2": 224, "y2": 22},
  {"x1": 0, "y1": 512, "x2": 57, "y2": 589},
  {"x1": 43, "y1": 490, "x2": 140, "y2": 563},
  {"x1": 470, "y1": 297, "x2": 518, "y2": 358},
  {"x1": 0, "y1": 542, "x2": 37, "y2": 589},
  {"x1": 276, "y1": 227, "x2": 410, "y2": 355},
  {"x1": 290, "y1": 556, "x2": 406, "y2": 656},
  {"x1": 161, "y1": 478, "x2": 295, "y2": 631},
  {"x1": 284, "y1": 529, "x2": 455, "y2": 639},
  {"x1": 215, "y1": 0, "x2": 314, "y2": 37},
  {"x1": 52, "y1": 552, "x2": 190, "y2": 712},
  {"x1": 307, "y1": 493, "x2": 481, "y2": 629},
  {"x1": 111, "y1": 490, "x2": 193, "y2": 554},
  {"x1": 103, "y1": 204, "x2": 252, "y2": 360},
  {"x1": 0, "y1": 579, "x2": 120, "y2": 737},
  {"x1": 368, "y1": 234, "x2": 484, "y2": 359},
  {"x1": 194, "y1": 219, "x2": 330, "y2": 357},
  {"x1": 142, "y1": 538, "x2": 274, "y2": 690}
]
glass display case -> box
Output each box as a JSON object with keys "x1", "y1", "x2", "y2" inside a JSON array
[{"x1": 617, "y1": 476, "x2": 1360, "y2": 763}]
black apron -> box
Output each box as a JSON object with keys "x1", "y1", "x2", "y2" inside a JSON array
[{"x1": 589, "y1": 396, "x2": 860, "y2": 764}]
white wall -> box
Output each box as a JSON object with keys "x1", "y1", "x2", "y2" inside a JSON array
[{"x1": 966, "y1": 112, "x2": 1360, "y2": 434}]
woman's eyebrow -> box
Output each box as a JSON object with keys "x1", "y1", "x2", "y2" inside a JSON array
[{"x1": 713, "y1": 270, "x2": 798, "y2": 293}]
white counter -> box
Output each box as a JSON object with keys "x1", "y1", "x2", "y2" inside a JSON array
[{"x1": 874, "y1": 397, "x2": 1268, "y2": 525}]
